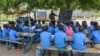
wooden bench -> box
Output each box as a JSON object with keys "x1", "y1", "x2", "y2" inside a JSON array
[
  {"x1": 0, "y1": 38, "x2": 32, "y2": 54},
  {"x1": 36, "y1": 45, "x2": 72, "y2": 56},
  {"x1": 0, "y1": 32, "x2": 35, "y2": 54},
  {"x1": 72, "y1": 48, "x2": 100, "y2": 56}
]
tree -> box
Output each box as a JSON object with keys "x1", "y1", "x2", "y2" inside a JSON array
[{"x1": 0, "y1": 0, "x2": 100, "y2": 22}]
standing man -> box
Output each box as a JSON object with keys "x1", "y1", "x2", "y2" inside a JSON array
[
  {"x1": 49, "y1": 11, "x2": 57, "y2": 21},
  {"x1": 49, "y1": 11, "x2": 57, "y2": 26}
]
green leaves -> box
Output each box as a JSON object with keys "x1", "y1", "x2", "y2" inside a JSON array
[{"x1": 0, "y1": 0, "x2": 100, "y2": 14}]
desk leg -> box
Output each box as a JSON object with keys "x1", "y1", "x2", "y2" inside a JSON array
[
  {"x1": 37, "y1": 49, "x2": 42, "y2": 56},
  {"x1": 68, "y1": 51, "x2": 71, "y2": 56}
]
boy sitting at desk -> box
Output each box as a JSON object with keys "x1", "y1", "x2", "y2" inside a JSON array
[
  {"x1": 2, "y1": 24, "x2": 9, "y2": 40},
  {"x1": 72, "y1": 26, "x2": 87, "y2": 50},
  {"x1": 40, "y1": 26, "x2": 52, "y2": 56},
  {"x1": 90, "y1": 22, "x2": 100, "y2": 49},
  {"x1": 54, "y1": 24, "x2": 68, "y2": 56},
  {"x1": 9, "y1": 25, "x2": 22, "y2": 49},
  {"x1": 72, "y1": 26, "x2": 87, "y2": 56}
]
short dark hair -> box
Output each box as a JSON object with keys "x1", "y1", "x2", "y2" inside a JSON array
[
  {"x1": 79, "y1": 26, "x2": 84, "y2": 32},
  {"x1": 3, "y1": 24, "x2": 8, "y2": 29},
  {"x1": 42, "y1": 26, "x2": 48, "y2": 31},
  {"x1": 58, "y1": 24, "x2": 63, "y2": 31},
  {"x1": 90, "y1": 21, "x2": 94, "y2": 25}
]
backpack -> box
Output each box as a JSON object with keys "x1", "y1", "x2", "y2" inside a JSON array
[{"x1": 66, "y1": 26, "x2": 74, "y2": 37}]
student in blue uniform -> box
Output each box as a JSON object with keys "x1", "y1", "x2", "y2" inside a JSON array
[
  {"x1": 16, "y1": 20, "x2": 23, "y2": 32},
  {"x1": 90, "y1": 22, "x2": 100, "y2": 49},
  {"x1": 48, "y1": 23, "x2": 55, "y2": 34},
  {"x1": 22, "y1": 20, "x2": 30, "y2": 32},
  {"x1": 29, "y1": 21, "x2": 36, "y2": 33},
  {"x1": 54, "y1": 24, "x2": 68, "y2": 56},
  {"x1": 0, "y1": 26, "x2": 2, "y2": 38},
  {"x1": 88, "y1": 21, "x2": 94, "y2": 36},
  {"x1": 55, "y1": 21, "x2": 61, "y2": 33},
  {"x1": 72, "y1": 26, "x2": 87, "y2": 50},
  {"x1": 2, "y1": 24, "x2": 9, "y2": 40},
  {"x1": 9, "y1": 26, "x2": 20, "y2": 42},
  {"x1": 40, "y1": 26, "x2": 52, "y2": 56},
  {"x1": 36, "y1": 20, "x2": 42, "y2": 29},
  {"x1": 74, "y1": 22, "x2": 80, "y2": 33},
  {"x1": 72, "y1": 26, "x2": 87, "y2": 56},
  {"x1": 82, "y1": 21, "x2": 89, "y2": 36}
]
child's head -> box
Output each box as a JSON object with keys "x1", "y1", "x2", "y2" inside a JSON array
[
  {"x1": 94, "y1": 25, "x2": 100, "y2": 30},
  {"x1": 66, "y1": 21, "x2": 71, "y2": 26},
  {"x1": 58, "y1": 24, "x2": 63, "y2": 31},
  {"x1": 3, "y1": 24, "x2": 8, "y2": 29},
  {"x1": 90, "y1": 21, "x2": 94, "y2": 25},
  {"x1": 79, "y1": 26, "x2": 84, "y2": 32},
  {"x1": 57, "y1": 21, "x2": 61, "y2": 26},
  {"x1": 76, "y1": 22, "x2": 80, "y2": 27},
  {"x1": 38, "y1": 20, "x2": 41, "y2": 24},
  {"x1": 31, "y1": 21, "x2": 35, "y2": 26},
  {"x1": 24, "y1": 20, "x2": 29, "y2": 26},
  {"x1": 42, "y1": 26, "x2": 48, "y2": 31},
  {"x1": 42, "y1": 20, "x2": 45, "y2": 24},
  {"x1": 71, "y1": 21, "x2": 74, "y2": 25},
  {"x1": 82, "y1": 21, "x2": 87, "y2": 29},
  {"x1": 93, "y1": 22, "x2": 99, "y2": 30}
]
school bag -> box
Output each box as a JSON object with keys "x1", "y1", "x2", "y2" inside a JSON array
[{"x1": 66, "y1": 26, "x2": 74, "y2": 37}]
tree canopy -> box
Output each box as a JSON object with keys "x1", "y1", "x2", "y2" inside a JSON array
[{"x1": 0, "y1": 0, "x2": 100, "y2": 14}]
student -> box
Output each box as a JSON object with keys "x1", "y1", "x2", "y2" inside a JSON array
[
  {"x1": 29, "y1": 21, "x2": 36, "y2": 33},
  {"x1": 9, "y1": 26, "x2": 23, "y2": 49},
  {"x1": 9, "y1": 26, "x2": 19, "y2": 42},
  {"x1": 82, "y1": 21, "x2": 89, "y2": 36},
  {"x1": 65, "y1": 21, "x2": 74, "y2": 37},
  {"x1": 72, "y1": 26, "x2": 87, "y2": 50},
  {"x1": 22, "y1": 20, "x2": 30, "y2": 32},
  {"x1": 0, "y1": 26, "x2": 2, "y2": 38},
  {"x1": 55, "y1": 21, "x2": 61, "y2": 33},
  {"x1": 40, "y1": 26, "x2": 52, "y2": 56},
  {"x1": 42, "y1": 20, "x2": 45, "y2": 27},
  {"x1": 48, "y1": 23, "x2": 55, "y2": 34},
  {"x1": 2, "y1": 24, "x2": 9, "y2": 40},
  {"x1": 74, "y1": 22, "x2": 80, "y2": 33},
  {"x1": 54, "y1": 24, "x2": 68, "y2": 56},
  {"x1": 36, "y1": 20, "x2": 42, "y2": 29},
  {"x1": 90, "y1": 23, "x2": 100, "y2": 49},
  {"x1": 16, "y1": 20, "x2": 23, "y2": 32},
  {"x1": 88, "y1": 21, "x2": 94, "y2": 34}
]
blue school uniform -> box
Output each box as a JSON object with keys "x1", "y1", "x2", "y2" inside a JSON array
[
  {"x1": 48, "y1": 26, "x2": 54, "y2": 34},
  {"x1": 88, "y1": 25, "x2": 94, "y2": 34},
  {"x1": 40, "y1": 31, "x2": 52, "y2": 49},
  {"x1": 72, "y1": 32, "x2": 87, "y2": 50},
  {"x1": 54, "y1": 31, "x2": 68, "y2": 49},
  {"x1": 0, "y1": 29, "x2": 2, "y2": 38},
  {"x1": 90, "y1": 30, "x2": 100, "y2": 44},
  {"x1": 22, "y1": 26, "x2": 30, "y2": 32},
  {"x1": 63, "y1": 24, "x2": 66, "y2": 32},
  {"x1": 9, "y1": 29, "x2": 19, "y2": 41},
  {"x1": 2, "y1": 28, "x2": 9, "y2": 40},
  {"x1": 29, "y1": 26, "x2": 36, "y2": 32},
  {"x1": 36, "y1": 24, "x2": 42, "y2": 29},
  {"x1": 16, "y1": 23, "x2": 23, "y2": 32},
  {"x1": 55, "y1": 27, "x2": 59, "y2": 33}
]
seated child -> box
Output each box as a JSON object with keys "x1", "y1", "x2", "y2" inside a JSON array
[
  {"x1": 90, "y1": 22, "x2": 100, "y2": 49},
  {"x1": 54, "y1": 24, "x2": 68, "y2": 56},
  {"x1": 40, "y1": 26, "x2": 52, "y2": 56},
  {"x1": 48, "y1": 23, "x2": 55, "y2": 34},
  {"x1": 2, "y1": 24, "x2": 9, "y2": 40},
  {"x1": 72, "y1": 26, "x2": 87, "y2": 50}
]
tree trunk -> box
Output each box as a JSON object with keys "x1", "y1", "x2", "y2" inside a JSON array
[{"x1": 58, "y1": 9, "x2": 73, "y2": 23}]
